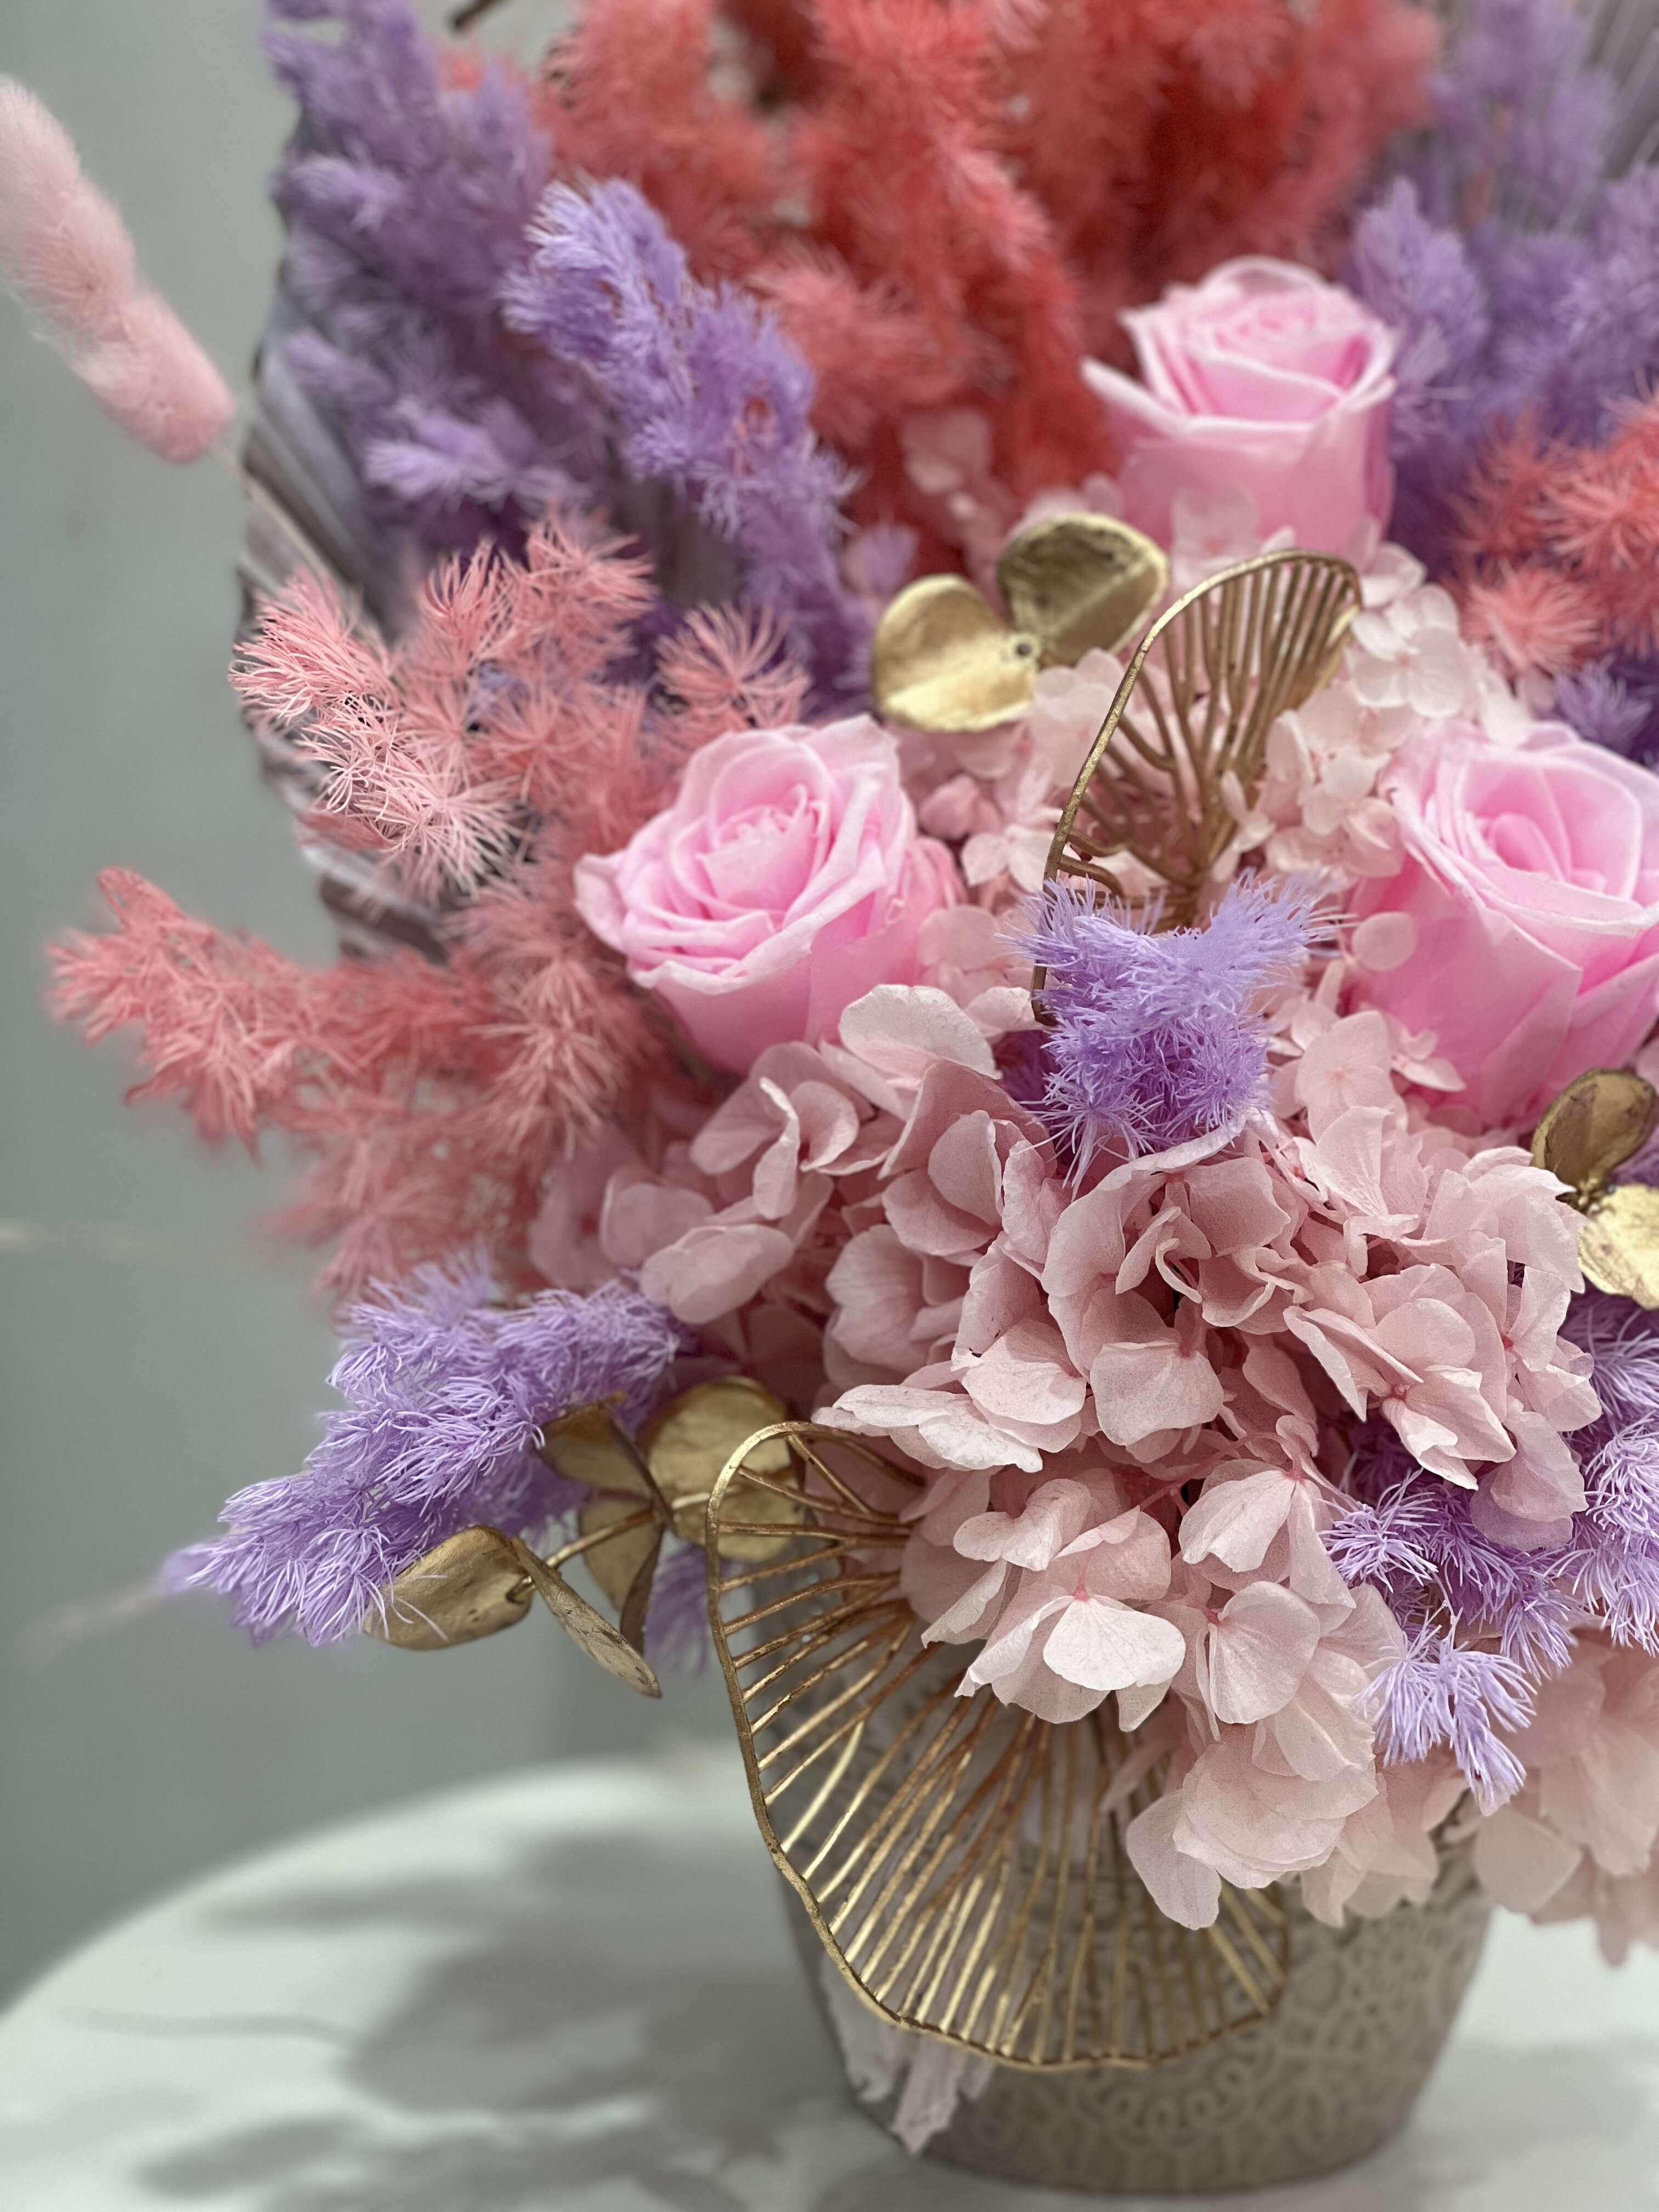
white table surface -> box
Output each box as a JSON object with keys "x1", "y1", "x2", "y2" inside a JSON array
[{"x1": 2, "y1": 1748, "x2": 1658, "y2": 2211}]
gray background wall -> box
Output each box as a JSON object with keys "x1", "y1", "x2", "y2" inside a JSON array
[{"x1": 0, "y1": 0, "x2": 726, "y2": 2000}]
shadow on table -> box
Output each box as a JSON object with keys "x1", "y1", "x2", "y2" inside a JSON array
[{"x1": 134, "y1": 1828, "x2": 1659, "y2": 2211}]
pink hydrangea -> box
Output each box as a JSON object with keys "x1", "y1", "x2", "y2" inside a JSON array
[
  {"x1": 538, "y1": 556, "x2": 1659, "y2": 1950},
  {"x1": 1470, "y1": 1640, "x2": 1659, "y2": 1961},
  {"x1": 804, "y1": 977, "x2": 1602, "y2": 1920}
]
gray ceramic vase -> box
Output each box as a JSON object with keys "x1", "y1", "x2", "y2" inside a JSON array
[{"x1": 787, "y1": 1857, "x2": 1492, "y2": 2195}]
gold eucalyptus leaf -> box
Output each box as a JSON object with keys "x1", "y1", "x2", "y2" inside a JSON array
[
  {"x1": 578, "y1": 1494, "x2": 663, "y2": 1614},
  {"x1": 1041, "y1": 549, "x2": 1361, "y2": 937},
  {"x1": 368, "y1": 1525, "x2": 534, "y2": 1650},
  {"x1": 1580, "y1": 1183, "x2": 1659, "y2": 1307},
  {"x1": 644, "y1": 1377, "x2": 801, "y2": 1560},
  {"x1": 515, "y1": 1541, "x2": 662, "y2": 1697},
  {"x1": 871, "y1": 573, "x2": 1041, "y2": 733},
  {"x1": 539, "y1": 1401, "x2": 653, "y2": 1498},
  {"x1": 997, "y1": 514, "x2": 1168, "y2": 668},
  {"x1": 617, "y1": 1532, "x2": 663, "y2": 1658},
  {"x1": 1531, "y1": 1069, "x2": 1659, "y2": 1203}
]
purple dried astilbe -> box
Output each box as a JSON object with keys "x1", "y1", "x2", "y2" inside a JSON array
[
  {"x1": 1514, "y1": 170, "x2": 1659, "y2": 447},
  {"x1": 1348, "y1": 180, "x2": 1491, "y2": 470},
  {"x1": 1330, "y1": 1427, "x2": 1577, "y2": 1677},
  {"x1": 1368, "y1": 1630, "x2": 1531, "y2": 1813},
  {"x1": 643, "y1": 1541, "x2": 712, "y2": 1675},
  {"x1": 503, "y1": 180, "x2": 869, "y2": 705},
  {"x1": 264, "y1": 0, "x2": 594, "y2": 549},
  {"x1": 1349, "y1": 0, "x2": 1659, "y2": 581},
  {"x1": 1020, "y1": 876, "x2": 1323, "y2": 1167},
  {"x1": 263, "y1": 9, "x2": 865, "y2": 700},
  {"x1": 166, "y1": 1254, "x2": 684, "y2": 1645},
  {"x1": 1553, "y1": 662, "x2": 1659, "y2": 755},
  {"x1": 1331, "y1": 1296, "x2": 1659, "y2": 1798},
  {"x1": 1418, "y1": 0, "x2": 1611, "y2": 229}
]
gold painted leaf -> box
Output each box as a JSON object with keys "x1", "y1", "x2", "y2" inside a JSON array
[
  {"x1": 997, "y1": 514, "x2": 1167, "y2": 669},
  {"x1": 369, "y1": 1525, "x2": 534, "y2": 1650},
  {"x1": 1042, "y1": 549, "x2": 1361, "y2": 934},
  {"x1": 578, "y1": 1495, "x2": 663, "y2": 1614},
  {"x1": 539, "y1": 1401, "x2": 654, "y2": 1497},
  {"x1": 370, "y1": 1523, "x2": 662, "y2": 1694},
  {"x1": 1532, "y1": 1069, "x2": 1658, "y2": 1203},
  {"x1": 706, "y1": 1424, "x2": 1289, "y2": 2069},
  {"x1": 872, "y1": 574, "x2": 1040, "y2": 733},
  {"x1": 617, "y1": 1531, "x2": 663, "y2": 1657},
  {"x1": 1581, "y1": 1183, "x2": 1659, "y2": 1307},
  {"x1": 644, "y1": 1377, "x2": 801, "y2": 1560},
  {"x1": 516, "y1": 1543, "x2": 662, "y2": 1697}
]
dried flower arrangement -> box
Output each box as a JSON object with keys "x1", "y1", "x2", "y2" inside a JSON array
[{"x1": 14, "y1": 0, "x2": 1659, "y2": 2188}]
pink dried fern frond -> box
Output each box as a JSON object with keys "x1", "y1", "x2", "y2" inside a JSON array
[
  {"x1": 0, "y1": 78, "x2": 232, "y2": 461},
  {"x1": 654, "y1": 603, "x2": 811, "y2": 746},
  {"x1": 234, "y1": 523, "x2": 675, "y2": 910},
  {"x1": 235, "y1": 516, "x2": 772, "y2": 920},
  {"x1": 236, "y1": 565, "x2": 520, "y2": 909},
  {"x1": 51, "y1": 865, "x2": 669, "y2": 1304},
  {"x1": 1462, "y1": 564, "x2": 1604, "y2": 680},
  {"x1": 49, "y1": 871, "x2": 321, "y2": 1147},
  {"x1": 233, "y1": 568, "x2": 395, "y2": 730},
  {"x1": 1453, "y1": 400, "x2": 1659, "y2": 673},
  {"x1": 63, "y1": 517, "x2": 773, "y2": 1299}
]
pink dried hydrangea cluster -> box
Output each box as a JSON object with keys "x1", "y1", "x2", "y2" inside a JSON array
[
  {"x1": 501, "y1": 439, "x2": 1659, "y2": 1946},
  {"x1": 560, "y1": 924, "x2": 1613, "y2": 1928}
]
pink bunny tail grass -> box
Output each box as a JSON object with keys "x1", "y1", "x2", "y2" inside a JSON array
[
  {"x1": 0, "y1": 77, "x2": 233, "y2": 462},
  {"x1": 75, "y1": 295, "x2": 240, "y2": 467}
]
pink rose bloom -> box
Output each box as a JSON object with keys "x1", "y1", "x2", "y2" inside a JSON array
[
  {"x1": 575, "y1": 718, "x2": 960, "y2": 1073},
  {"x1": 1085, "y1": 258, "x2": 1397, "y2": 564},
  {"x1": 1351, "y1": 723, "x2": 1659, "y2": 1126}
]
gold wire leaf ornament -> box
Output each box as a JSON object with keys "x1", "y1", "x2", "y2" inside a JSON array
[
  {"x1": 872, "y1": 515, "x2": 1170, "y2": 733},
  {"x1": 1533, "y1": 1067, "x2": 1659, "y2": 1306},
  {"x1": 1041, "y1": 549, "x2": 1361, "y2": 936},
  {"x1": 548, "y1": 1376, "x2": 802, "y2": 1553},
  {"x1": 705, "y1": 1423, "x2": 1290, "y2": 2070}
]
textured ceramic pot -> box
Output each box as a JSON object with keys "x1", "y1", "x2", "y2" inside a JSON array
[{"x1": 786, "y1": 1857, "x2": 1492, "y2": 2195}]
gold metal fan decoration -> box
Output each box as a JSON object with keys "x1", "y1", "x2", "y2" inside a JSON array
[
  {"x1": 366, "y1": 1376, "x2": 803, "y2": 1688},
  {"x1": 704, "y1": 1421, "x2": 1291, "y2": 2071},
  {"x1": 1533, "y1": 1066, "x2": 1659, "y2": 1306},
  {"x1": 1039, "y1": 548, "x2": 1361, "y2": 944},
  {"x1": 872, "y1": 514, "x2": 1170, "y2": 734}
]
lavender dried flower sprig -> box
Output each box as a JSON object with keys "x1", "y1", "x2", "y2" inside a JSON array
[
  {"x1": 1020, "y1": 876, "x2": 1324, "y2": 1167},
  {"x1": 1369, "y1": 1630, "x2": 1532, "y2": 1813},
  {"x1": 504, "y1": 181, "x2": 869, "y2": 704},
  {"x1": 1350, "y1": 0, "x2": 1659, "y2": 578},
  {"x1": 263, "y1": 7, "x2": 867, "y2": 703},
  {"x1": 266, "y1": 0, "x2": 590, "y2": 548},
  {"x1": 1332, "y1": 1297, "x2": 1659, "y2": 1802},
  {"x1": 167, "y1": 1255, "x2": 685, "y2": 1645}
]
